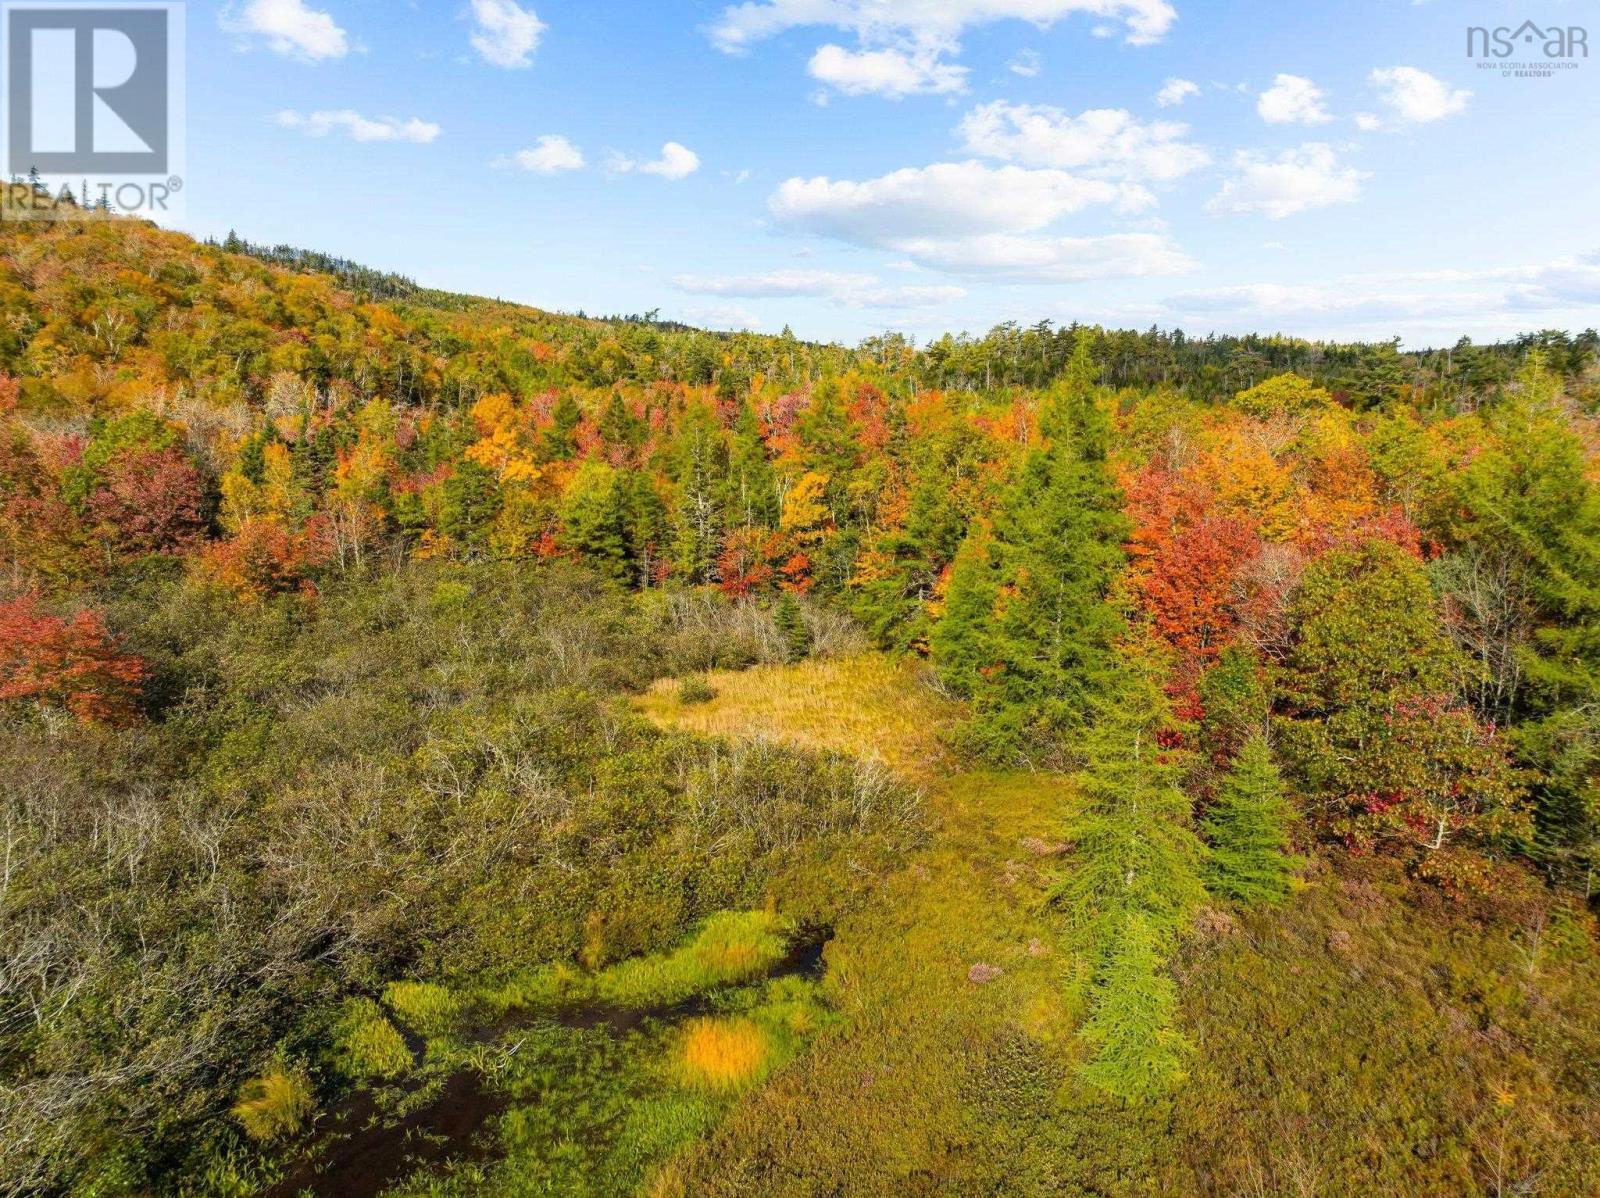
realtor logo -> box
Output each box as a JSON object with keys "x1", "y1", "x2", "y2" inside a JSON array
[{"x1": 2, "y1": 2, "x2": 184, "y2": 217}]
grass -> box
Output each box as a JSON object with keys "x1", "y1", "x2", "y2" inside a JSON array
[
  {"x1": 330, "y1": 997, "x2": 413, "y2": 1080},
  {"x1": 594, "y1": 909, "x2": 794, "y2": 1008},
  {"x1": 383, "y1": 980, "x2": 462, "y2": 1036},
  {"x1": 635, "y1": 653, "x2": 960, "y2": 780},
  {"x1": 675, "y1": 1018, "x2": 771, "y2": 1091},
  {"x1": 482, "y1": 909, "x2": 797, "y2": 1018},
  {"x1": 640, "y1": 653, "x2": 1077, "y2": 1195},
  {"x1": 231, "y1": 1068, "x2": 314, "y2": 1143}
]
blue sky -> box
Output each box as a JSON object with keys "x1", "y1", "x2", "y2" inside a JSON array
[{"x1": 175, "y1": 0, "x2": 1599, "y2": 347}]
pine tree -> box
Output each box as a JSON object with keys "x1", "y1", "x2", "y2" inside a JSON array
[
  {"x1": 558, "y1": 462, "x2": 629, "y2": 580},
  {"x1": 1202, "y1": 735, "x2": 1301, "y2": 906},
  {"x1": 539, "y1": 394, "x2": 582, "y2": 462},
  {"x1": 723, "y1": 404, "x2": 778, "y2": 528},
  {"x1": 1056, "y1": 656, "x2": 1208, "y2": 948},
  {"x1": 928, "y1": 526, "x2": 999, "y2": 697}
]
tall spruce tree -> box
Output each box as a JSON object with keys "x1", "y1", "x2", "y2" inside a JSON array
[
  {"x1": 774, "y1": 592, "x2": 812, "y2": 663},
  {"x1": 1202, "y1": 735, "x2": 1301, "y2": 906}
]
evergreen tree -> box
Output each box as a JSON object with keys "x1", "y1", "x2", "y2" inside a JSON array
[
  {"x1": 929, "y1": 527, "x2": 999, "y2": 697},
  {"x1": 599, "y1": 392, "x2": 643, "y2": 459},
  {"x1": 932, "y1": 337, "x2": 1128, "y2": 762},
  {"x1": 1076, "y1": 910, "x2": 1190, "y2": 1102},
  {"x1": 1056, "y1": 655, "x2": 1208, "y2": 947},
  {"x1": 1202, "y1": 736, "x2": 1301, "y2": 906},
  {"x1": 774, "y1": 592, "x2": 811, "y2": 663},
  {"x1": 439, "y1": 459, "x2": 502, "y2": 553},
  {"x1": 539, "y1": 393, "x2": 582, "y2": 462},
  {"x1": 723, "y1": 404, "x2": 778, "y2": 528},
  {"x1": 666, "y1": 401, "x2": 726, "y2": 583},
  {"x1": 1054, "y1": 647, "x2": 1207, "y2": 1100},
  {"x1": 558, "y1": 462, "x2": 629, "y2": 580}
]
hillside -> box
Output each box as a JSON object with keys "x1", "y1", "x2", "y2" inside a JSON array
[{"x1": 2, "y1": 206, "x2": 1600, "y2": 1197}]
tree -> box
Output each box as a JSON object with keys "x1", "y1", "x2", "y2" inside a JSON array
[
  {"x1": 85, "y1": 447, "x2": 206, "y2": 560},
  {"x1": 439, "y1": 459, "x2": 503, "y2": 554},
  {"x1": 1451, "y1": 354, "x2": 1600, "y2": 888},
  {"x1": 1279, "y1": 539, "x2": 1532, "y2": 888},
  {"x1": 539, "y1": 393, "x2": 583, "y2": 462},
  {"x1": 774, "y1": 592, "x2": 811, "y2": 663},
  {"x1": 933, "y1": 339, "x2": 1128, "y2": 762},
  {"x1": 1055, "y1": 647, "x2": 1207, "y2": 1099},
  {"x1": 558, "y1": 462, "x2": 630, "y2": 580},
  {"x1": 0, "y1": 592, "x2": 146, "y2": 723},
  {"x1": 1076, "y1": 910, "x2": 1190, "y2": 1102},
  {"x1": 1202, "y1": 736, "x2": 1301, "y2": 905}
]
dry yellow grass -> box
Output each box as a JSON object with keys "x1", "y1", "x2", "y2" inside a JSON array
[
  {"x1": 635, "y1": 653, "x2": 960, "y2": 780},
  {"x1": 676, "y1": 1017, "x2": 770, "y2": 1091}
]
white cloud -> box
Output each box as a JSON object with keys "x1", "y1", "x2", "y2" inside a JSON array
[
  {"x1": 957, "y1": 101, "x2": 1208, "y2": 181},
  {"x1": 1354, "y1": 112, "x2": 1382, "y2": 131},
  {"x1": 505, "y1": 134, "x2": 584, "y2": 173},
  {"x1": 1369, "y1": 66, "x2": 1470, "y2": 123},
  {"x1": 710, "y1": 0, "x2": 1177, "y2": 52},
  {"x1": 1207, "y1": 143, "x2": 1365, "y2": 219},
  {"x1": 892, "y1": 231, "x2": 1195, "y2": 280},
  {"x1": 711, "y1": 1, "x2": 1174, "y2": 99},
  {"x1": 685, "y1": 303, "x2": 764, "y2": 330},
  {"x1": 1157, "y1": 254, "x2": 1600, "y2": 342},
  {"x1": 226, "y1": 0, "x2": 348, "y2": 61},
  {"x1": 674, "y1": 268, "x2": 965, "y2": 308},
  {"x1": 1257, "y1": 73, "x2": 1332, "y2": 125},
  {"x1": 766, "y1": 160, "x2": 1191, "y2": 283},
  {"x1": 1008, "y1": 49, "x2": 1042, "y2": 77},
  {"x1": 808, "y1": 43, "x2": 967, "y2": 97},
  {"x1": 609, "y1": 142, "x2": 701, "y2": 180},
  {"x1": 771, "y1": 161, "x2": 1141, "y2": 247},
  {"x1": 1155, "y1": 77, "x2": 1200, "y2": 107},
  {"x1": 277, "y1": 109, "x2": 440, "y2": 143},
  {"x1": 469, "y1": 0, "x2": 545, "y2": 69}
]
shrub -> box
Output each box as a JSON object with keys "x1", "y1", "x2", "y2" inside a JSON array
[{"x1": 678, "y1": 677, "x2": 717, "y2": 705}]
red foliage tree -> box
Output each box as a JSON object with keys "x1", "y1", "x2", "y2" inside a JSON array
[
  {"x1": 86, "y1": 446, "x2": 206, "y2": 557},
  {"x1": 0, "y1": 591, "x2": 146, "y2": 722}
]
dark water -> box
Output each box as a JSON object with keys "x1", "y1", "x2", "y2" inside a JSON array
[{"x1": 265, "y1": 933, "x2": 829, "y2": 1198}]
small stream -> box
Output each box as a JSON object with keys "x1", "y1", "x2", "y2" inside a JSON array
[{"x1": 266, "y1": 933, "x2": 829, "y2": 1198}]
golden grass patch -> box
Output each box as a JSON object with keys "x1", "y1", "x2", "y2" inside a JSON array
[
  {"x1": 676, "y1": 1017, "x2": 770, "y2": 1091},
  {"x1": 635, "y1": 653, "x2": 959, "y2": 780}
]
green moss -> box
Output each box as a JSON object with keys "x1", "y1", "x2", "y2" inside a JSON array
[
  {"x1": 331, "y1": 998, "x2": 412, "y2": 1080},
  {"x1": 383, "y1": 981, "x2": 463, "y2": 1037}
]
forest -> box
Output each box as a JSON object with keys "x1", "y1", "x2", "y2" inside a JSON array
[{"x1": 3, "y1": 196, "x2": 1600, "y2": 1196}]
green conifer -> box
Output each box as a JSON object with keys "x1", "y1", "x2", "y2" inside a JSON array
[
  {"x1": 1202, "y1": 736, "x2": 1301, "y2": 906},
  {"x1": 774, "y1": 592, "x2": 812, "y2": 663}
]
